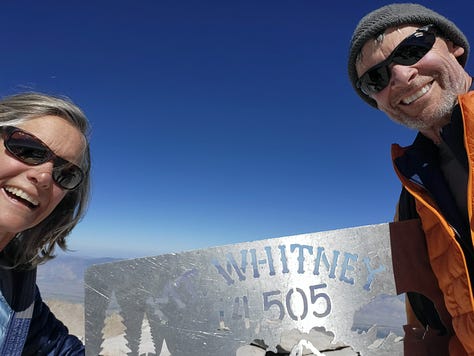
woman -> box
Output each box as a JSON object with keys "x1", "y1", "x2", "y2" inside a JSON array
[{"x1": 0, "y1": 92, "x2": 91, "y2": 355}]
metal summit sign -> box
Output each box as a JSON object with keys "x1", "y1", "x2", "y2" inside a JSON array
[{"x1": 84, "y1": 221, "x2": 413, "y2": 355}]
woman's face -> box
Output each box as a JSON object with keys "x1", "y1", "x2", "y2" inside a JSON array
[{"x1": 0, "y1": 115, "x2": 85, "y2": 249}]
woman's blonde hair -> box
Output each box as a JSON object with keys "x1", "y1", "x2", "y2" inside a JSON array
[{"x1": 0, "y1": 92, "x2": 91, "y2": 268}]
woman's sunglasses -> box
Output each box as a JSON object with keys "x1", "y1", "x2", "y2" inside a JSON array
[
  {"x1": 0, "y1": 125, "x2": 84, "y2": 190},
  {"x1": 356, "y1": 24, "x2": 436, "y2": 96}
]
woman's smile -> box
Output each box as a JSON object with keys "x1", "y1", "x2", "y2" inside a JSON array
[{"x1": 3, "y1": 185, "x2": 39, "y2": 209}]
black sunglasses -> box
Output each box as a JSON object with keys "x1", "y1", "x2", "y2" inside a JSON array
[
  {"x1": 1, "y1": 125, "x2": 84, "y2": 190},
  {"x1": 356, "y1": 24, "x2": 437, "y2": 96}
]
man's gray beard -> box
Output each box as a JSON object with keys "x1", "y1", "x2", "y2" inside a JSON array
[{"x1": 397, "y1": 91, "x2": 458, "y2": 131}]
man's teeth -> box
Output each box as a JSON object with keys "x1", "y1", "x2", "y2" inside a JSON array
[
  {"x1": 402, "y1": 84, "x2": 431, "y2": 105},
  {"x1": 4, "y1": 187, "x2": 39, "y2": 206}
]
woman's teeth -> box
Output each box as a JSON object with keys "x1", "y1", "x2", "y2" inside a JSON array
[{"x1": 4, "y1": 186, "x2": 39, "y2": 207}]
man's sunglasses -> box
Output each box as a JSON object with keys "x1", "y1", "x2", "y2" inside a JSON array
[
  {"x1": 1, "y1": 125, "x2": 84, "y2": 190},
  {"x1": 356, "y1": 24, "x2": 436, "y2": 96}
]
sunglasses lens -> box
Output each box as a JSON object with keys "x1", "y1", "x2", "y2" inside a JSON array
[
  {"x1": 53, "y1": 162, "x2": 83, "y2": 190},
  {"x1": 7, "y1": 131, "x2": 50, "y2": 164},
  {"x1": 392, "y1": 34, "x2": 434, "y2": 65},
  {"x1": 360, "y1": 66, "x2": 390, "y2": 96}
]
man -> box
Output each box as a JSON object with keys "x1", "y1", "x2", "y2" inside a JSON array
[{"x1": 348, "y1": 3, "x2": 473, "y2": 356}]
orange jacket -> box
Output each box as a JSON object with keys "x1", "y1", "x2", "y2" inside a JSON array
[{"x1": 392, "y1": 92, "x2": 474, "y2": 355}]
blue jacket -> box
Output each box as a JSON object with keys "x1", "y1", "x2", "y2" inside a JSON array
[{"x1": 0, "y1": 265, "x2": 84, "y2": 355}]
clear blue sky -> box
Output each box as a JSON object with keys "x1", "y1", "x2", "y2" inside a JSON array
[{"x1": 3, "y1": 1, "x2": 473, "y2": 258}]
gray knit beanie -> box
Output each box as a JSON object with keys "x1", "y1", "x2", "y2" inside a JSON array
[{"x1": 348, "y1": 3, "x2": 469, "y2": 108}]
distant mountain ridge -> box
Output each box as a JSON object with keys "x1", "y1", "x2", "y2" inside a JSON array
[{"x1": 37, "y1": 255, "x2": 120, "y2": 304}]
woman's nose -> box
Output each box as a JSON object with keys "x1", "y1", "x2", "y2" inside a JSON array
[{"x1": 27, "y1": 163, "x2": 54, "y2": 189}]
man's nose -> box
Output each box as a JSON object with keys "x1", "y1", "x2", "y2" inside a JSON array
[{"x1": 390, "y1": 64, "x2": 418, "y2": 87}]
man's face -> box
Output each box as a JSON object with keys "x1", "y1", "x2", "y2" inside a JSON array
[{"x1": 356, "y1": 25, "x2": 467, "y2": 134}]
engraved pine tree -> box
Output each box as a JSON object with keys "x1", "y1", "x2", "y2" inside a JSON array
[
  {"x1": 99, "y1": 291, "x2": 131, "y2": 355},
  {"x1": 138, "y1": 313, "x2": 156, "y2": 355}
]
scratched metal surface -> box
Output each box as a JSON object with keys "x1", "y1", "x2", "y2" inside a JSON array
[{"x1": 85, "y1": 223, "x2": 404, "y2": 355}]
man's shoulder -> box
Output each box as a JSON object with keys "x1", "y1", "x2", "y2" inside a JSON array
[{"x1": 459, "y1": 90, "x2": 474, "y2": 102}]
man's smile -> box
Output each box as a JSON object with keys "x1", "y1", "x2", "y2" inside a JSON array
[{"x1": 401, "y1": 82, "x2": 433, "y2": 105}]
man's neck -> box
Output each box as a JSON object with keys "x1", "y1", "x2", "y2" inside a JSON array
[{"x1": 421, "y1": 120, "x2": 450, "y2": 145}]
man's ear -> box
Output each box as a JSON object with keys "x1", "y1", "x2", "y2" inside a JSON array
[{"x1": 446, "y1": 40, "x2": 465, "y2": 58}]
